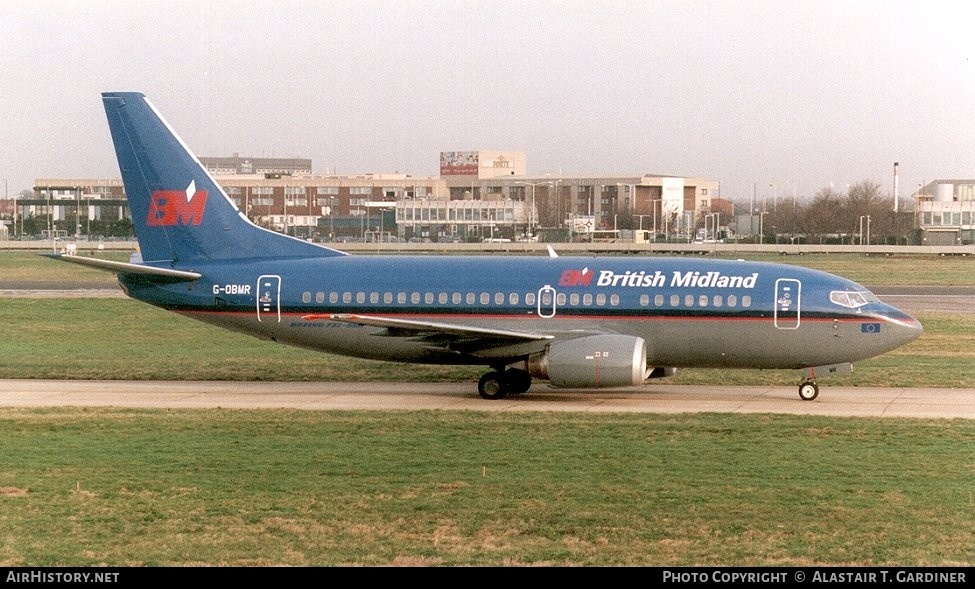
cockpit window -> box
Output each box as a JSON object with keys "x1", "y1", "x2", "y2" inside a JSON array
[{"x1": 830, "y1": 290, "x2": 879, "y2": 308}]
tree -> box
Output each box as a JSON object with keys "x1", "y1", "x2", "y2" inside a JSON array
[
  {"x1": 846, "y1": 180, "x2": 897, "y2": 244},
  {"x1": 799, "y1": 186, "x2": 847, "y2": 243}
]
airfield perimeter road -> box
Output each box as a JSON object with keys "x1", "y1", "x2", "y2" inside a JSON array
[{"x1": 2, "y1": 286, "x2": 972, "y2": 418}]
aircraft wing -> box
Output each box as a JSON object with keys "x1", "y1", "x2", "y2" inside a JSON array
[
  {"x1": 43, "y1": 253, "x2": 202, "y2": 281},
  {"x1": 305, "y1": 313, "x2": 554, "y2": 357}
]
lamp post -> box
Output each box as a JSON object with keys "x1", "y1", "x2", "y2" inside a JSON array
[
  {"x1": 75, "y1": 186, "x2": 81, "y2": 241},
  {"x1": 759, "y1": 211, "x2": 769, "y2": 244},
  {"x1": 515, "y1": 181, "x2": 552, "y2": 238},
  {"x1": 651, "y1": 199, "x2": 661, "y2": 241},
  {"x1": 329, "y1": 196, "x2": 335, "y2": 241},
  {"x1": 704, "y1": 213, "x2": 721, "y2": 243},
  {"x1": 9, "y1": 179, "x2": 16, "y2": 238},
  {"x1": 859, "y1": 215, "x2": 872, "y2": 246},
  {"x1": 554, "y1": 179, "x2": 562, "y2": 229}
]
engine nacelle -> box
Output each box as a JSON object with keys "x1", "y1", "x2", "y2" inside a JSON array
[{"x1": 527, "y1": 334, "x2": 647, "y2": 388}]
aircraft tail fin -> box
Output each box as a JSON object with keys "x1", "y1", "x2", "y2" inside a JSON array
[{"x1": 101, "y1": 92, "x2": 343, "y2": 265}]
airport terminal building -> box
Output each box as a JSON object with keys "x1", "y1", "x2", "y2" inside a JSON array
[
  {"x1": 18, "y1": 151, "x2": 971, "y2": 245},
  {"x1": 18, "y1": 150, "x2": 720, "y2": 243},
  {"x1": 913, "y1": 180, "x2": 975, "y2": 245}
]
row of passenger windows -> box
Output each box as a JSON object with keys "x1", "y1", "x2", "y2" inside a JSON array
[{"x1": 300, "y1": 290, "x2": 753, "y2": 309}]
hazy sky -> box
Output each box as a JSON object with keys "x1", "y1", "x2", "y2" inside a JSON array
[{"x1": 2, "y1": 1, "x2": 973, "y2": 204}]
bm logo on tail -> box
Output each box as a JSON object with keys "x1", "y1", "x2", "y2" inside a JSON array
[{"x1": 147, "y1": 181, "x2": 207, "y2": 226}]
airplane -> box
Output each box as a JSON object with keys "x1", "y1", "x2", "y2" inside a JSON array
[{"x1": 49, "y1": 92, "x2": 923, "y2": 401}]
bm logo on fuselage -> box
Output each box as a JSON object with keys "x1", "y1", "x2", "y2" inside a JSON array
[
  {"x1": 558, "y1": 268, "x2": 593, "y2": 287},
  {"x1": 147, "y1": 181, "x2": 207, "y2": 226}
]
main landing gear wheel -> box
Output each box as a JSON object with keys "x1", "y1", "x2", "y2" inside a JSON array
[
  {"x1": 504, "y1": 368, "x2": 532, "y2": 395},
  {"x1": 798, "y1": 380, "x2": 819, "y2": 401},
  {"x1": 478, "y1": 371, "x2": 508, "y2": 400},
  {"x1": 478, "y1": 367, "x2": 534, "y2": 399}
]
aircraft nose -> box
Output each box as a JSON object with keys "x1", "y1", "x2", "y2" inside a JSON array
[{"x1": 883, "y1": 307, "x2": 923, "y2": 347}]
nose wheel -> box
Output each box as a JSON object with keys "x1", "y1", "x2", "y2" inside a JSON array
[{"x1": 798, "y1": 380, "x2": 819, "y2": 401}]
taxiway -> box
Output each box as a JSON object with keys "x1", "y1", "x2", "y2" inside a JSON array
[{"x1": 0, "y1": 379, "x2": 971, "y2": 419}]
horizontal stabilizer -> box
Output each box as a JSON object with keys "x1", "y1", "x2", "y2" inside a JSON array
[{"x1": 43, "y1": 253, "x2": 202, "y2": 281}]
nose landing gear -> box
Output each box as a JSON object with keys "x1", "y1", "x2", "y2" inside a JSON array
[{"x1": 798, "y1": 379, "x2": 819, "y2": 401}]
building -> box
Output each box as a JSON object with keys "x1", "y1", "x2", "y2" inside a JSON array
[
  {"x1": 199, "y1": 154, "x2": 312, "y2": 176},
  {"x1": 16, "y1": 152, "x2": 719, "y2": 243},
  {"x1": 914, "y1": 180, "x2": 975, "y2": 245},
  {"x1": 23, "y1": 179, "x2": 127, "y2": 239}
]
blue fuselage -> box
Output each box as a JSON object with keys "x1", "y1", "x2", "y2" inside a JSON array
[{"x1": 120, "y1": 254, "x2": 922, "y2": 370}]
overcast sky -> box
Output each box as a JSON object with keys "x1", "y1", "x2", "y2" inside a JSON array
[{"x1": 2, "y1": 0, "x2": 973, "y2": 205}]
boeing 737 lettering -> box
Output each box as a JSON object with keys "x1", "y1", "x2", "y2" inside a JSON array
[{"x1": 50, "y1": 92, "x2": 923, "y2": 400}]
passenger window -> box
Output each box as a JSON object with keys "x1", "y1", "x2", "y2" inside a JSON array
[
  {"x1": 370, "y1": 292, "x2": 379, "y2": 304},
  {"x1": 509, "y1": 292, "x2": 519, "y2": 305},
  {"x1": 713, "y1": 295, "x2": 723, "y2": 307},
  {"x1": 356, "y1": 292, "x2": 365, "y2": 304},
  {"x1": 525, "y1": 293, "x2": 536, "y2": 305},
  {"x1": 727, "y1": 294, "x2": 737, "y2": 307},
  {"x1": 302, "y1": 291, "x2": 311, "y2": 303},
  {"x1": 480, "y1": 292, "x2": 490, "y2": 304},
  {"x1": 583, "y1": 294, "x2": 593, "y2": 306},
  {"x1": 685, "y1": 294, "x2": 694, "y2": 307},
  {"x1": 466, "y1": 293, "x2": 476, "y2": 305},
  {"x1": 742, "y1": 295, "x2": 752, "y2": 308},
  {"x1": 411, "y1": 292, "x2": 420, "y2": 304},
  {"x1": 640, "y1": 294, "x2": 649, "y2": 306},
  {"x1": 654, "y1": 294, "x2": 664, "y2": 306},
  {"x1": 699, "y1": 294, "x2": 708, "y2": 307},
  {"x1": 397, "y1": 292, "x2": 406, "y2": 304},
  {"x1": 670, "y1": 294, "x2": 680, "y2": 306},
  {"x1": 439, "y1": 293, "x2": 448, "y2": 304},
  {"x1": 610, "y1": 294, "x2": 620, "y2": 306},
  {"x1": 330, "y1": 292, "x2": 338, "y2": 304},
  {"x1": 452, "y1": 292, "x2": 462, "y2": 304},
  {"x1": 316, "y1": 292, "x2": 325, "y2": 304},
  {"x1": 384, "y1": 292, "x2": 393, "y2": 304},
  {"x1": 570, "y1": 293, "x2": 580, "y2": 305},
  {"x1": 495, "y1": 292, "x2": 505, "y2": 305},
  {"x1": 425, "y1": 292, "x2": 434, "y2": 304},
  {"x1": 557, "y1": 293, "x2": 567, "y2": 305},
  {"x1": 596, "y1": 294, "x2": 606, "y2": 306},
  {"x1": 342, "y1": 292, "x2": 352, "y2": 304}
]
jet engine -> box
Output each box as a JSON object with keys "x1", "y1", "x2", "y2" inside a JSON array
[{"x1": 526, "y1": 334, "x2": 648, "y2": 388}]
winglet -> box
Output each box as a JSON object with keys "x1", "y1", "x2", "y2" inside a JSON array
[{"x1": 546, "y1": 244, "x2": 559, "y2": 258}]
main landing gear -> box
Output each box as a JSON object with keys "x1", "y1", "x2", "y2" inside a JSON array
[{"x1": 477, "y1": 367, "x2": 532, "y2": 400}]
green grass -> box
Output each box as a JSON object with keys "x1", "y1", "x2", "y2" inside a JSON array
[
  {"x1": 0, "y1": 250, "x2": 131, "y2": 285},
  {"x1": 1, "y1": 409, "x2": 971, "y2": 566},
  {"x1": 0, "y1": 297, "x2": 969, "y2": 387},
  {"x1": 705, "y1": 252, "x2": 975, "y2": 286},
  {"x1": 1, "y1": 250, "x2": 972, "y2": 567}
]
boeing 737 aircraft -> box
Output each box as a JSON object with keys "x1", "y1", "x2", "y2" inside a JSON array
[{"x1": 51, "y1": 92, "x2": 922, "y2": 400}]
